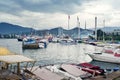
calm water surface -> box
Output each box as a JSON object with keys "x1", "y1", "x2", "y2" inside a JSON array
[{"x1": 0, "y1": 39, "x2": 120, "y2": 69}]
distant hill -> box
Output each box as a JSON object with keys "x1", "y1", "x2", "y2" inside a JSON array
[
  {"x1": 0, "y1": 22, "x2": 93, "y2": 37},
  {"x1": 101, "y1": 27, "x2": 120, "y2": 33},
  {"x1": 0, "y1": 22, "x2": 34, "y2": 34}
]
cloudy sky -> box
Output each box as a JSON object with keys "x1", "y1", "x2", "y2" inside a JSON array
[{"x1": 0, "y1": 0, "x2": 120, "y2": 30}]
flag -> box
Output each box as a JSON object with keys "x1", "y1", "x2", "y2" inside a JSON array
[{"x1": 68, "y1": 15, "x2": 70, "y2": 19}]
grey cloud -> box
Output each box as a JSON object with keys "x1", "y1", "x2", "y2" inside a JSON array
[
  {"x1": 0, "y1": 0, "x2": 23, "y2": 15},
  {"x1": 0, "y1": 0, "x2": 94, "y2": 15}
]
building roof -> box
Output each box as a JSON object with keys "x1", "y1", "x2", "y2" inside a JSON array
[{"x1": 0, "y1": 55, "x2": 35, "y2": 64}]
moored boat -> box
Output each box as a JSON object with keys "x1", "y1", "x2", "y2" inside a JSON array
[
  {"x1": 22, "y1": 38, "x2": 39, "y2": 49},
  {"x1": 59, "y1": 36, "x2": 77, "y2": 45},
  {"x1": 87, "y1": 49, "x2": 120, "y2": 64}
]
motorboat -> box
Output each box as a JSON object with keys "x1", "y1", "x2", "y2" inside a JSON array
[
  {"x1": 59, "y1": 36, "x2": 76, "y2": 45},
  {"x1": 87, "y1": 48, "x2": 120, "y2": 64}
]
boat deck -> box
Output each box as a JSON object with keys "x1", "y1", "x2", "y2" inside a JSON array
[
  {"x1": 27, "y1": 66, "x2": 65, "y2": 80},
  {"x1": 61, "y1": 64, "x2": 88, "y2": 77}
]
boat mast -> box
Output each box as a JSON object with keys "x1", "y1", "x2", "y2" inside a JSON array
[
  {"x1": 68, "y1": 15, "x2": 70, "y2": 37},
  {"x1": 79, "y1": 22, "x2": 80, "y2": 39},
  {"x1": 77, "y1": 16, "x2": 80, "y2": 39},
  {"x1": 85, "y1": 21, "x2": 86, "y2": 30},
  {"x1": 95, "y1": 17, "x2": 97, "y2": 40},
  {"x1": 103, "y1": 19, "x2": 105, "y2": 42}
]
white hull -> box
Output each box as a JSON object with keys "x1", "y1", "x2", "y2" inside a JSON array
[
  {"x1": 88, "y1": 53, "x2": 120, "y2": 64},
  {"x1": 60, "y1": 41, "x2": 76, "y2": 45}
]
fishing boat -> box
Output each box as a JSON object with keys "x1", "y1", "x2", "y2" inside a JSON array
[
  {"x1": 87, "y1": 48, "x2": 120, "y2": 64},
  {"x1": 22, "y1": 38, "x2": 39, "y2": 49}
]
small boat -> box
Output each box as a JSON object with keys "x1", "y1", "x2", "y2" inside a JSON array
[
  {"x1": 17, "y1": 35, "x2": 26, "y2": 41},
  {"x1": 77, "y1": 63, "x2": 103, "y2": 76},
  {"x1": 77, "y1": 62, "x2": 100, "y2": 69},
  {"x1": 51, "y1": 37, "x2": 60, "y2": 43},
  {"x1": 87, "y1": 49, "x2": 120, "y2": 64},
  {"x1": 22, "y1": 38, "x2": 39, "y2": 49},
  {"x1": 17, "y1": 38, "x2": 23, "y2": 41},
  {"x1": 59, "y1": 36, "x2": 76, "y2": 45},
  {"x1": 96, "y1": 42, "x2": 106, "y2": 47},
  {"x1": 89, "y1": 42, "x2": 97, "y2": 46},
  {"x1": 46, "y1": 64, "x2": 91, "y2": 80}
]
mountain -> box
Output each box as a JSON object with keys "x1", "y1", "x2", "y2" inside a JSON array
[
  {"x1": 0, "y1": 22, "x2": 93, "y2": 37},
  {"x1": 0, "y1": 22, "x2": 34, "y2": 34},
  {"x1": 36, "y1": 27, "x2": 63, "y2": 36},
  {"x1": 100, "y1": 27, "x2": 120, "y2": 33}
]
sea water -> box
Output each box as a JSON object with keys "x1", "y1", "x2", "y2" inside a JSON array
[{"x1": 0, "y1": 39, "x2": 120, "y2": 70}]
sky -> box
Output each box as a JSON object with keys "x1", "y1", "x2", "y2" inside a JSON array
[{"x1": 0, "y1": 0, "x2": 120, "y2": 30}]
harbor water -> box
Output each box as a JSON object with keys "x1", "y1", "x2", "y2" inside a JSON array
[{"x1": 0, "y1": 39, "x2": 120, "y2": 70}]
